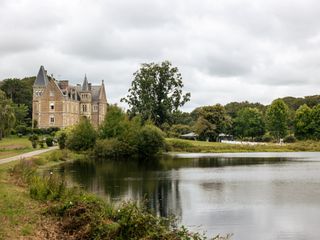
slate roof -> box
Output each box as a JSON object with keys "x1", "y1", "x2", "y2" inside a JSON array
[
  {"x1": 91, "y1": 86, "x2": 102, "y2": 101},
  {"x1": 82, "y1": 74, "x2": 89, "y2": 91},
  {"x1": 34, "y1": 66, "x2": 49, "y2": 86}
]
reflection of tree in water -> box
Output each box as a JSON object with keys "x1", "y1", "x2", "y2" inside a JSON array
[
  {"x1": 59, "y1": 157, "x2": 182, "y2": 218},
  {"x1": 57, "y1": 158, "x2": 97, "y2": 188},
  {"x1": 58, "y1": 155, "x2": 286, "y2": 219}
]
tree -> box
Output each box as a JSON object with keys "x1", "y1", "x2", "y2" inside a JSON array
[
  {"x1": 99, "y1": 105, "x2": 128, "y2": 139},
  {"x1": 294, "y1": 104, "x2": 312, "y2": 140},
  {"x1": 233, "y1": 107, "x2": 265, "y2": 139},
  {"x1": 13, "y1": 104, "x2": 29, "y2": 126},
  {"x1": 310, "y1": 105, "x2": 320, "y2": 140},
  {"x1": 0, "y1": 90, "x2": 16, "y2": 140},
  {"x1": 66, "y1": 117, "x2": 97, "y2": 151},
  {"x1": 266, "y1": 99, "x2": 289, "y2": 140},
  {"x1": 196, "y1": 104, "x2": 232, "y2": 140},
  {"x1": 225, "y1": 101, "x2": 266, "y2": 119},
  {"x1": 0, "y1": 77, "x2": 34, "y2": 123},
  {"x1": 121, "y1": 61, "x2": 191, "y2": 127},
  {"x1": 193, "y1": 116, "x2": 216, "y2": 141}
]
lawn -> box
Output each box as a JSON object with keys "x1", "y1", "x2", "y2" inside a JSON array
[
  {"x1": 0, "y1": 136, "x2": 39, "y2": 160},
  {"x1": 166, "y1": 138, "x2": 320, "y2": 153}
]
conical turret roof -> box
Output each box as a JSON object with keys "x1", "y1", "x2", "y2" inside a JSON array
[
  {"x1": 34, "y1": 66, "x2": 49, "y2": 87},
  {"x1": 82, "y1": 74, "x2": 89, "y2": 91}
]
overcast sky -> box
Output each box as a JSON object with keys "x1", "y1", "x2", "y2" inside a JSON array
[{"x1": 1, "y1": 0, "x2": 320, "y2": 111}]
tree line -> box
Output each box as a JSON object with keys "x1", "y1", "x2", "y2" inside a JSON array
[{"x1": 2, "y1": 61, "x2": 320, "y2": 142}]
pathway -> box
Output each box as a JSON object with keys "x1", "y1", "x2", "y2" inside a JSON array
[{"x1": 0, "y1": 146, "x2": 59, "y2": 165}]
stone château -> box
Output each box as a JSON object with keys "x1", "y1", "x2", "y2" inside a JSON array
[{"x1": 32, "y1": 66, "x2": 107, "y2": 128}]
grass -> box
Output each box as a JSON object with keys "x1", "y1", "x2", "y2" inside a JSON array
[
  {"x1": 0, "y1": 136, "x2": 36, "y2": 160},
  {"x1": 0, "y1": 149, "x2": 81, "y2": 239},
  {"x1": 166, "y1": 138, "x2": 320, "y2": 153},
  {"x1": 0, "y1": 161, "x2": 43, "y2": 239}
]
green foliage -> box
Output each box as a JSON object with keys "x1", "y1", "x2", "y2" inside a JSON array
[
  {"x1": 194, "y1": 104, "x2": 231, "y2": 141},
  {"x1": 266, "y1": 99, "x2": 289, "y2": 140},
  {"x1": 45, "y1": 137, "x2": 54, "y2": 147},
  {"x1": 233, "y1": 107, "x2": 265, "y2": 139},
  {"x1": 225, "y1": 101, "x2": 266, "y2": 118},
  {"x1": 29, "y1": 175, "x2": 66, "y2": 201},
  {"x1": 66, "y1": 117, "x2": 97, "y2": 151},
  {"x1": 135, "y1": 124, "x2": 165, "y2": 158},
  {"x1": 167, "y1": 124, "x2": 192, "y2": 137},
  {"x1": 56, "y1": 131, "x2": 67, "y2": 149},
  {"x1": 121, "y1": 61, "x2": 191, "y2": 126},
  {"x1": 96, "y1": 107, "x2": 164, "y2": 159},
  {"x1": 283, "y1": 135, "x2": 296, "y2": 143},
  {"x1": 294, "y1": 104, "x2": 312, "y2": 140},
  {"x1": 171, "y1": 110, "x2": 194, "y2": 125},
  {"x1": 13, "y1": 104, "x2": 29, "y2": 127},
  {"x1": 0, "y1": 90, "x2": 16, "y2": 139},
  {"x1": 193, "y1": 116, "x2": 216, "y2": 141},
  {"x1": 94, "y1": 139, "x2": 135, "y2": 159},
  {"x1": 310, "y1": 104, "x2": 320, "y2": 140},
  {"x1": 0, "y1": 77, "x2": 35, "y2": 124},
  {"x1": 28, "y1": 134, "x2": 39, "y2": 148},
  {"x1": 99, "y1": 105, "x2": 127, "y2": 139}
]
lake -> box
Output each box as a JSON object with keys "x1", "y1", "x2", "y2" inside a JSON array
[{"x1": 54, "y1": 152, "x2": 320, "y2": 240}]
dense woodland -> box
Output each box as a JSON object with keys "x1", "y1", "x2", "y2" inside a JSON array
[{"x1": 2, "y1": 62, "x2": 320, "y2": 143}]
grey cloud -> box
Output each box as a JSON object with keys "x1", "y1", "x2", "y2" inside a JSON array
[{"x1": 2, "y1": 0, "x2": 320, "y2": 110}]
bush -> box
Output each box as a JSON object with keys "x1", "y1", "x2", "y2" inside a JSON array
[
  {"x1": 29, "y1": 174, "x2": 66, "y2": 201},
  {"x1": 93, "y1": 139, "x2": 135, "y2": 159},
  {"x1": 15, "y1": 124, "x2": 32, "y2": 135},
  {"x1": 46, "y1": 137, "x2": 54, "y2": 147},
  {"x1": 67, "y1": 117, "x2": 96, "y2": 151},
  {"x1": 261, "y1": 134, "x2": 273, "y2": 143},
  {"x1": 135, "y1": 125, "x2": 165, "y2": 158},
  {"x1": 29, "y1": 134, "x2": 39, "y2": 148},
  {"x1": 284, "y1": 135, "x2": 296, "y2": 143}
]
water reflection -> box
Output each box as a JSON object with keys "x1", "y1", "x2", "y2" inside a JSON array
[{"x1": 54, "y1": 153, "x2": 320, "y2": 240}]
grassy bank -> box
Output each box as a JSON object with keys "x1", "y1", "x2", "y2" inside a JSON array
[
  {"x1": 0, "y1": 149, "x2": 80, "y2": 239},
  {"x1": 0, "y1": 136, "x2": 34, "y2": 159},
  {"x1": 0, "y1": 150, "x2": 229, "y2": 240},
  {"x1": 166, "y1": 138, "x2": 320, "y2": 153}
]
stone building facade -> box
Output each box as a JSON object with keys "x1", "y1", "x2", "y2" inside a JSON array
[{"x1": 32, "y1": 66, "x2": 107, "y2": 128}]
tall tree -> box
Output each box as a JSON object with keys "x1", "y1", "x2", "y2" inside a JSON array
[
  {"x1": 196, "y1": 104, "x2": 232, "y2": 141},
  {"x1": 266, "y1": 99, "x2": 289, "y2": 140},
  {"x1": 0, "y1": 77, "x2": 35, "y2": 124},
  {"x1": 121, "y1": 61, "x2": 190, "y2": 127},
  {"x1": 234, "y1": 107, "x2": 265, "y2": 139},
  {"x1": 193, "y1": 116, "x2": 216, "y2": 141},
  {"x1": 310, "y1": 105, "x2": 320, "y2": 140},
  {"x1": 294, "y1": 104, "x2": 312, "y2": 140},
  {"x1": 0, "y1": 90, "x2": 16, "y2": 139}
]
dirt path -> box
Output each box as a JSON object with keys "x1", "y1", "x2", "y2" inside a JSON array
[{"x1": 0, "y1": 146, "x2": 59, "y2": 165}]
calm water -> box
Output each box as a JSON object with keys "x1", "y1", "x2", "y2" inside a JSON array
[{"x1": 54, "y1": 152, "x2": 320, "y2": 240}]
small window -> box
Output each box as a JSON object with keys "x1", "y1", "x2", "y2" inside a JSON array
[
  {"x1": 93, "y1": 105, "x2": 98, "y2": 112},
  {"x1": 50, "y1": 116, "x2": 55, "y2": 124},
  {"x1": 50, "y1": 102, "x2": 54, "y2": 110},
  {"x1": 82, "y1": 104, "x2": 87, "y2": 112}
]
